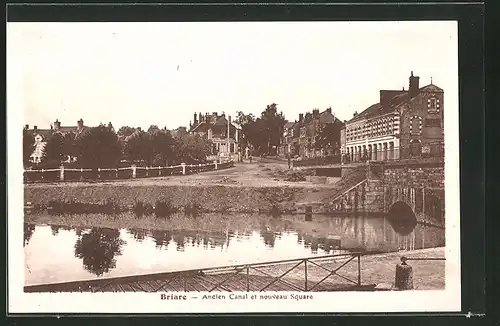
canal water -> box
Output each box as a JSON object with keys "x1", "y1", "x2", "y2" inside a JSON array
[{"x1": 24, "y1": 213, "x2": 445, "y2": 286}]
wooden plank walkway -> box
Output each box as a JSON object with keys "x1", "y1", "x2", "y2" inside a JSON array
[
  {"x1": 25, "y1": 272, "x2": 367, "y2": 293},
  {"x1": 24, "y1": 253, "x2": 377, "y2": 293}
]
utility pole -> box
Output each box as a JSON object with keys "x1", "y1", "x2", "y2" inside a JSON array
[{"x1": 227, "y1": 115, "x2": 231, "y2": 156}]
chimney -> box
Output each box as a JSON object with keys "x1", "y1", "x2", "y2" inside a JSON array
[
  {"x1": 194, "y1": 113, "x2": 198, "y2": 125},
  {"x1": 77, "y1": 119, "x2": 84, "y2": 131},
  {"x1": 54, "y1": 119, "x2": 61, "y2": 131},
  {"x1": 313, "y1": 109, "x2": 320, "y2": 118},
  {"x1": 326, "y1": 107, "x2": 332, "y2": 114},
  {"x1": 409, "y1": 71, "x2": 420, "y2": 97},
  {"x1": 198, "y1": 112, "x2": 202, "y2": 123},
  {"x1": 299, "y1": 114, "x2": 304, "y2": 122},
  {"x1": 25, "y1": 124, "x2": 29, "y2": 130},
  {"x1": 353, "y1": 111, "x2": 358, "y2": 117},
  {"x1": 34, "y1": 126, "x2": 38, "y2": 131}
]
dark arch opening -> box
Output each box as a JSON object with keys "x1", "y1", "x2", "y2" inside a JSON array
[{"x1": 387, "y1": 201, "x2": 418, "y2": 236}]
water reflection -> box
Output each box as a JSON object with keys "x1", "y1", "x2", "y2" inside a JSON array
[
  {"x1": 74, "y1": 228, "x2": 127, "y2": 276},
  {"x1": 24, "y1": 213, "x2": 445, "y2": 285},
  {"x1": 24, "y1": 223, "x2": 35, "y2": 247}
]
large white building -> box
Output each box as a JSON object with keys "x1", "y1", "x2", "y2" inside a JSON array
[{"x1": 342, "y1": 72, "x2": 444, "y2": 162}]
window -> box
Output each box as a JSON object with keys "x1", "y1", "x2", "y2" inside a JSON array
[
  {"x1": 410, "y1": 115, "x2": 422, "y2": 135},
  {"x1": 300, "y1": 127, "x2": 306, "y2": 138},
  {"x1": 428, "y1": 97, "x2": 440, "y2": 113},
  {"x1": 425, "y1": 118, "x2": 441, "y2": 127}
]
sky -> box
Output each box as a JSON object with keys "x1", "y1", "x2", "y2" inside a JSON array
[{"x1": 7, "y1": 21, "x2": 458, "y2": 131}]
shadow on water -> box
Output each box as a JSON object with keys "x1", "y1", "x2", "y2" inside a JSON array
[{"x1": 386, "y1": 201, "x2": 418, "y2": 236}]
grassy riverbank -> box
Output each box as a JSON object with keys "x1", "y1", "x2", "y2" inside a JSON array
[{"x1": 24, "y1": 161, "x2": 339, "y2": 214}]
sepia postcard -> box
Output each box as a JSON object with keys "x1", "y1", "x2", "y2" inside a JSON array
[{"x1": 8, "y1": 21, "x2": 461, "y2": 314}]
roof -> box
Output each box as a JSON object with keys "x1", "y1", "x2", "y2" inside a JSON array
[
  {"x1": 348, "y1": 84, "x2": 443, "y2": 123},
  {"x1": 284, "y1": 121, "x2": 295, "y2": 129},
  {"x1": 28, "y1": 129, "x2": 53, "y2": 141},
  {"x1": 190, "y1": 115, "x2": 237, "y2": 133},
  {"x1": 319, "y1": 109, "x2": 342, "y2": 125}
]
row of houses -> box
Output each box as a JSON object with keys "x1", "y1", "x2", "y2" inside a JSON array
[
  {"x1": 280, "y1": 107, "x2": 345, "y2": 158},
  {"x1": 184, "y1": 70, "x2": 444, "y2": 163},
  {"x1": 25, "y1": 71, "x2": 444, "y2": 166},
  {"x1": 279, "y1": 71, "x2": 445, "y2": 162},
  {"x1": 24, "y1": 119, "x2": 189, "y2": 165}
]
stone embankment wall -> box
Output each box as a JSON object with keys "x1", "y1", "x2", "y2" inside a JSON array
[{"x1": 331, "y1": 160, "x2": 445, "y2": 218}]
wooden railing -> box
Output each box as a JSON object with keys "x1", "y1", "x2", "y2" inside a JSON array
[
  {"x1": 24, "y1": 252, "x2": 368, "y2": 293},
  {"x1": 23, "y1": 159, "x2": 235, "y2": 183}
]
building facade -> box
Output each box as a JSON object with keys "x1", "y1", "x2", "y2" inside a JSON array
[
  {"x1": 283, "y1": 108, "x2": 344, "y2": 158},
  {"x1": 342, "y1": 72, "x2": 444, "y2": 163},
  {"x1": 189, "y1": 112, "x2": 240, "y2": 159}
]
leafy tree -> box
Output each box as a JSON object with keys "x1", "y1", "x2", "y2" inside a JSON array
[
  {"x1": 74, "y1": 125, "x2": 122, "y2": 168},
  {"x1": 172, "y1": 134, "x2": 212, "y2": 164},
  {"x1": 117, "y1": 126, "x2": 136, "y2": 137},
  {"x1": 74, "y1": 228, "x2": 126, "y2": 276},
  {"x1": 123, "y1": 130, "x2": 152, "y2": 164},
  {"x1": 259, "y1": 103, "x2": 286, "y2": 155},
  {"x1": 149, "y1": 129, "x2": 175, "y2": 166},
  {"x1": 314, "y1": 122, "x2": 342, "y2": 155},
  {"x1": 237, "y1": 104, "x2": 286, "y2": 155},
  {"x1": 41, "y1": 133, "x2": 65, "y2": 165},
  {"x1": 147, "y1": 125, "x2": 160, "y2": 134},
  {"x1": 23, "y1": 130, "x2": 35, "y2": 167},
  {"x1": 235, "y1": 111, "x2": 256, "y2": 151},
  {"x1": 62, "y1": 131, "x2": 77, "y2": 160}
]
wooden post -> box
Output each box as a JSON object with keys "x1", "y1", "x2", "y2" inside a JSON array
[
  {"x1": 422, "y1": 188, "x2": 426, "y2": 219},
  {"x1": 97, "y1": 168, "x2": 101, "y2": 180},
  {"x1": 132, "y1": 165, "x2": 137, "y2": 178},
  {"x1": 215, "y1": 161, "x2": 218, "y2": 170},
  {"x1": 60, "y1": 165, "x2": 64, "y2": 181},
  {"x1": 181, "y1": 163, "x2": 186, "y2": 175}
]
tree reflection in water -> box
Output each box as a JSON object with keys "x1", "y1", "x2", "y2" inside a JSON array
[
  {"x1": 150, "y1": 230, "x2": 172, "y2": 249},
  {"x1": 260, "y1": 230, "x2": 276, "y2": 248},
  {"x1": 51, "y1": 225, "x2": 61, "y2": 236},
  {"x1": 24, "y1": 223, "x2": 35, "y2": 247},
  {"x1": 127, "y1": 228, "x2": 148, "y2": 242},
  {"x1": 74, "y1": 228, "x2": 126, "y2": 276}
]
